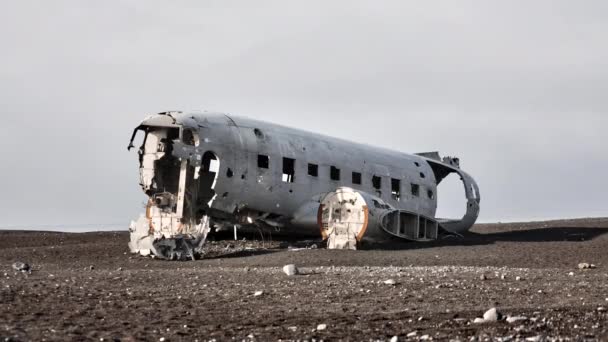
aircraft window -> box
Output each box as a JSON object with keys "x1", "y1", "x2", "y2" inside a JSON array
[
  {"x1": 411, "y1": 183, "x2": 420, "y2": 197},
  {"x1": 372, "y1": 175, "x2": 382, "y2": 190},
  {"x1": 330, "y1": 166, "x2": 340, "y2": 181},
  {"x1": 427, "y1": 189, "x2": 434, "y2": 199},
  {"x1": 257, "y1": 154, "x2": 269, "y2": 169},
  {"x1": 308, "y1": 163, "x2": 318, "y2": 177},
  {"x1": 352, "y1": 172, "x2": 362, "y2": 185},
  {"x1": 282, "y1": 157, "x2": 295, "y2": 183},
  {"x1": 391, "y1": 178, "x2": 401, "y2": 201}
]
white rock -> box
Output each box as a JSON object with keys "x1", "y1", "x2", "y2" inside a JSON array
[
  {"x1": 525, "y1": 336, "x2": 541, "y2": 342},
  {"x1": 598, "y1": 307, "x2": 606, "y2": 312},
  {"x1": 12, "y1": 262, "x2": 30, "y2": 273},
  {"x1": 253, "y1": 291, "x2": 264, "y2": 297},
  {"x1": 283, "y1": 264, "x2": 298, "y2": 276},
  {"x1": 384, "y1": 279, "x2": 397, "y2": 285},
  {"x1": 390, "y1": 336, "x2": 398, "y2": 342},
  {"x1": 420, "y1": 335, "x2": 430, "y2": 340},
  {"x1": 483, "y1": 308, "x2": 500, "y2": 321},
  {"x1": 159, "y1": 338, "x2": 166, "y2": 342},
  {"x1": 515, "y1": 276, "x2": 522, "y2": 281},
  {"x1": 480, "y1": 274, "x2": 487, "y2": 281},
  {"x1": 473, "y1": 318, "x2": 486, "y2": 324},
  {"x1": 568, "y1": 272, "x2": 575, "y2": 276},
  {"x1": 287, "y1": 326, "x2": 297, "y2": 332},
  {"x1": 406, "y1": 331, "x2": 418, "y2": 337},
  {"x1": 316, "y1": 324, "x2": 327, "y2": 331},
  {"x1": 506, "y1": 316, "x2": 528, "y2": 323}
]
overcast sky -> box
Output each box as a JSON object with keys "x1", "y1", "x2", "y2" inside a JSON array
[{"x1": 1, "y1": 1, "x2": 607, "y2": 229}]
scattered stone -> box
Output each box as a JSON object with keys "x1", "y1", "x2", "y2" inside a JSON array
[
  {"x1": 406, "y1": 331, "x2": 417, "y2": 338},
  {"x1": 390, "y1": 336, "x2": 398, "y2": 342},
  {"x1": 506, "y1": 316, "x2": 528, "y2": 324},
  {"x1": 253, "y1": 291, "x2": 264, "y2": 297},
  {"x1": 420, "y1": 335, "x2": 430, "y2": 340},
  {"x1": 384, "y1": 279, "x2": 397, "y2": 285},
  {"x1": 287, "y1": 326, "x2": 297, "y2": 332},
  {"x1": 515, "y1": 276, "x2": 522, "y2": 281},
  {"x1": 159, "y1": 338, "x2": 166, "y2": 342},
  {"x1": 578, "y1": 263, "x2": 596, "y2": 270},
  {"x1": 117, "y1": 267, "x2": 123, "y2": 272},
  {"x1": 283, "y1": 264, "x2": 298, "y2": 276},
  {"x1": 87, "y1": 265, "x2": 95, "y2": 271},
  {"x1": 483, "y1": 307, "x2": 501, "y2": 322},
  {"x1": 598, "y1": 307, "x2": 606, "y2": 312},
  {"x1": 500, "y1": 274, "x2": 506, "y2": 280},
  {"x1": 568, "y1": 272, "x2": 575, "y2": 276},
  {"x1": 473, "y1": 318, "x2": 486, "y2": 324},
  {"x1": 480, "y1": 274, "x2": 487, "y2": 281},
  {"x1": 12, "y1": 262, "x2": 30, "y2": 273},
  {"x1": 316, "y1": 324, "x2": 327, "y2": 331},
  {"x1": 525, "y1": 336, "x2": 542, "y2": 342}
]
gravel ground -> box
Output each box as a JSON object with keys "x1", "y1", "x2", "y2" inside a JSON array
[{"x1": 1, "y1": 218, "x2": 607, "y2": 341}]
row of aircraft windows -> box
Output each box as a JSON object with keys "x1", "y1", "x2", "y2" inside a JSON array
[{"x1": 256, "y1": 154, "x2": 434, "y2": 201}]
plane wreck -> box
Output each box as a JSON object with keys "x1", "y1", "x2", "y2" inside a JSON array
[{"x1": 127, "y1": 111, "x2": 480, "y2": 260}]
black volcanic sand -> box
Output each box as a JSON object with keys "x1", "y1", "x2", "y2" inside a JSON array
[{"x1": 1, "y1": 218, "x2": 607, "y2": 341}]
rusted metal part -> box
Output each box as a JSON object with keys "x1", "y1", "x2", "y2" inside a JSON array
[
  {"x1": 318, "y1": 187, "x2": 369, "y2": 249},
  {"x1": 357, "y1": 205, "x2": 370, "y2": 241}
]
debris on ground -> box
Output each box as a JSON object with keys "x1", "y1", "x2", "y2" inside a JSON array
[
  {"x1": 578, "y1": 263, "x2": 596, "y2": 269},
  {"x1": 484, "y1": 308, "x2": 501, "y2": 321},
  {"x1": 12, "y1": 262, "x2": 30, "y2": 273},
  {"x1": 283, "y1": 264, "x2": 298, "y2": 276},
  {"x1": 474, "y1": 307, "x2": 502, "y2": 323},
  {"x1": 506, "y1": 316, "x2": 528, "y2": 324}
]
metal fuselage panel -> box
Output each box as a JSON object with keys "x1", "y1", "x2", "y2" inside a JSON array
[{"x1": 179, "y1": 113, "x2": 439, "y2": 222}]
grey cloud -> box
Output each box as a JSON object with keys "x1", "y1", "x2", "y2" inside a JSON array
[{"x1": 0, "y1": 1, "x2": 606, "y2": 227}]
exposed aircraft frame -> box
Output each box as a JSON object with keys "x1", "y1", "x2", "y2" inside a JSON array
[{"x1": 127, "y1": 111, "x2": 480, "y2": 260}]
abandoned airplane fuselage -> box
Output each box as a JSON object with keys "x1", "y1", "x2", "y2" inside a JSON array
[{"x1": 128, "y1": 111, "x2": 480, "y2": 259}]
